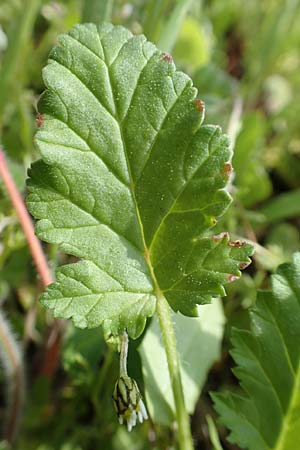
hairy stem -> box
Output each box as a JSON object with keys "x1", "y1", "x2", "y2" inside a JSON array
[
  {"x1": 119, "y1": 332, "x2": 129, "y2": 376},
  {"x1": 156, "y1": 292, "x2": 194, "y2": 450},
  {"x1": 0, "y1": 311, "x2": 25, "y2": 444},
  {"x1": 0, "y1": 148, "x2": 53, "y2": 288}
]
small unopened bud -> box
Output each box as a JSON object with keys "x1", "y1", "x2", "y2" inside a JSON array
[
  {"x1": 113, "y1": 332, "x2": 148, "y2": 431},
  {"x1": 113, "y1": 375, "x2": 148, "y2": 431}
]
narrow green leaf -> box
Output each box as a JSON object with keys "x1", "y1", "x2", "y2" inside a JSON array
[
  {"x1": 142, "y1": 0, "x2": 172, "y2": 42},
  {"x1": 139, "y1": 299, "x2": 225, "y2": 424},
  {"x1": 26, "y1": 23, "x2": 253, "y2": 338},
  {"x1": 212, "y1": 253, "x2": 300, "y2": 450},
  {"x1": 206, "y1": 415, "x2": 224, "y2": 450},
  {"x1": 81, "y1": 0, "x2": 113, "y2": 24},
  {"x1": 157, "y1": 0, "x2": 194, "y2": 53}
]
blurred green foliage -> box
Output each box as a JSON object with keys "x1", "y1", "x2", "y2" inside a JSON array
[{"x1": 0, "y1": 0, "x2": 300, "y2": 449}]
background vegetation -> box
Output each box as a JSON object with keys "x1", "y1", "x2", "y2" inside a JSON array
[{"x1": 0, "y1": 0, "x2": 300, "y2": 449}]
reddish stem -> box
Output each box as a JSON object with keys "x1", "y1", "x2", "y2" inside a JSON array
[
  {"x1": 0, "y1": 148, "x2": 53, "y2": 287},
  {"x1": 0, "y1": 148, "x2": 64, "y2": 379}
]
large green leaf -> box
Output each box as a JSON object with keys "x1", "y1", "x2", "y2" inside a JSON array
[
  {"x1": 26, "y1": 23, "x2": 253, "y2": 338},
  {"x1": 212, "y1": 253, "x2": 300, "y2": 450}
]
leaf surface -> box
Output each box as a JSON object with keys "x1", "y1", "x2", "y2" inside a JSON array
[
  {"x1": 27, "y1": 23, "x2": 252, "y2": 338},
  {"x1": 212, "y1": 253, "x2": 300, "y2": 450}
]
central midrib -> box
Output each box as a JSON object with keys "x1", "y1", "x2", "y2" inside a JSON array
[{"x1": 101, "y1": 41, "x2": 160, "y2": 297}]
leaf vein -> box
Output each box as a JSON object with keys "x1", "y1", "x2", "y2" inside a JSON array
[
  {"x1": 135, "y1": 80, "x2": 191, "y2": 184},
  {"x1": 149, "y1": 127, "x2": 219, "y2": 252},
  {"x1": 257, "y1": 303, "x2": 296, "y2": 376},
  {"x1": 40, "y1": 118, "x2": 130, "y2": 189},
  {"x1": 49, "y1": 58, "x2": 119, "y2": 128},
  {"x1": 34, "y1": 172, "x2": 142, "y2": 254},
  {"x1": 241, "y1": 343, "x2": 286, "y2": 415},
  {"x1": 109, "y1": 35, "x2": 136, "y2": 67},
  {"x1": 120, "y1": 49, "x2": 157, "y2": 123}
]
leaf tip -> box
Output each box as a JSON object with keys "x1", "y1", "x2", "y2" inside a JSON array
[{"x1": 239, "y1": 261, "x2": 251, "y2": 270}]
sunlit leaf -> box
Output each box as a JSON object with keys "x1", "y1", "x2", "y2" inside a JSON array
[{"x1": 27, "y1": 23, "x2": 253, "y2": 338}]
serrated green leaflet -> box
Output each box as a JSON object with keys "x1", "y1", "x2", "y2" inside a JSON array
[
  {"x1": 212, "y1": 253, "x2": 300, "y2": 450},
  {"x1": 26, "y1": 23, "x2": 253, "y2": 338}
]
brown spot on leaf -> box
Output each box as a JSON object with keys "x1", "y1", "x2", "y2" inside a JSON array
[
  {"x1": 228, "y1": 240, "x2": 246, "y2": 248},
  {"x1": 223, "y1": 162, "x2": 233, "y2": 177},
  {"x1": 239, "y1": 261, "x2": 250, "y2": 270},
  {"x1": 194, "y1": 98, "x2": 205, "y2": 112},
  {"x1": 36, "y1": 113, "x2": 44, "y2": 128},
  {"x1": 212, "y1": 232, "x2": 229, "y2": 241},
  {"x1": 161, "y1": 52, "x2": 173, "y2": 62}
]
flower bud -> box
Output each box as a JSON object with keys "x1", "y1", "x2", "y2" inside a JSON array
[{"x1": 113, "y1": 375, "x2": 148, "y2": 431}]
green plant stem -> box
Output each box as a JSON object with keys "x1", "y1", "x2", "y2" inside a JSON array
[
  {"x1": 119, "y1": 332, "x2": 128, "y2": 376},
  {"x1": 156, "y1": 291, "x2": 194, "y2": 450}
]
